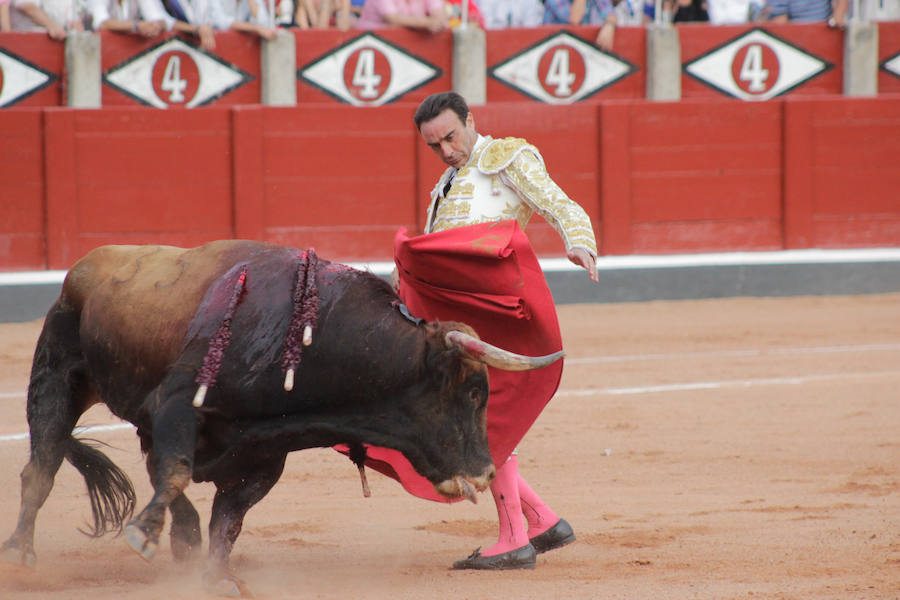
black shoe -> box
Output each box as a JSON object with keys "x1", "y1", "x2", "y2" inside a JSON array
[
  {"x1": 451, "y1": 544, "x2": 537, "y2": 570},
  {"x1": 529, "y1": 518, "x2": 575, "y2": 554}
]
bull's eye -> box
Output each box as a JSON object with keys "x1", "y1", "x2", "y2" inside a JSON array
[{"x1": 468, "y1": 388, "x2": 486, "y2": 409}]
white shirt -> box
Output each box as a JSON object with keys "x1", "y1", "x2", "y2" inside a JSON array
[
  {"x1": 707, "y1": 0, "x2": 752, "y2": 23},
  {"x1": 857, "y1": 0, "x2": 900, "y2": 20},
  {"x1": 11, "y1": 0, "x2": 82, "y2": 30},
  {"x1": 86, "y1": 0, "x2": 177, "y2": 28},
  {"x1": 179, "y1": 0, "x2": 235, "y2": 28},
  {"x1": 477, "y1": 0, "x2": 544, "y2": 28}
]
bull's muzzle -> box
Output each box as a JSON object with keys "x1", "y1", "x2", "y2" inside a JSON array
[
  {"x1": 434, "y1": 464, "x2": 496, "y2": 503},
  {"x1": 444, "y1": 330, "x2": 564, "y2": 371}
]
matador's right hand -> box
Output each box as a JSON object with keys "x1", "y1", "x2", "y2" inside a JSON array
[{"x1": 567, "y1": 248, "x2": 599, "y2": 283}]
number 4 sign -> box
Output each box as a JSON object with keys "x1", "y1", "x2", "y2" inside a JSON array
[
  {"x1": 156, "y1": 51, "x2": 197, "y2": 104},
  {"x1": 300, "y1": 33, "x2": 440, "y2": 106},
  {"x1": 735, "y1": 43, "x2": 777, "y2": 93},
  {"x1": 685, "y1": 28, "x2": 832, "y2": 101},
  {"x1": 490, "y1": 32, "x2": 636, "y2": 104},
  {"x1": 543, "y1": 46, "x2": 583, "y2": 97},
  {"x1": 104, "y1": 38, "x2": 252, "y2": 108}
]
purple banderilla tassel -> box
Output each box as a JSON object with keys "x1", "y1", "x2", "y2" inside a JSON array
[
  {"x1": 281, "y1": 249, "x2": 319, "y2": 391},
  {"x1": 193, "y1": 266, "x2": 248, "y2": 408}
]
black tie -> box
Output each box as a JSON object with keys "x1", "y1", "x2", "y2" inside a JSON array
[
  {"x1": 429, "y1": 171, "x2": 455, "y2": 232},
  {"x1": 442, "y1": 170, "x2": 456, "y2": 198}
]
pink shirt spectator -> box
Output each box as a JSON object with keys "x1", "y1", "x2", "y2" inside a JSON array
[
  {"x1": 355, "y1": 0, "x2": 444, "y2": 29},
  {"x1": 0, "y1": 0, "x2": 10, "y2": 34}
]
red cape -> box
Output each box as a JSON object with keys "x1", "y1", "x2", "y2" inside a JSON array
[{"x1": 341, "y1": 221, "x2": 564, "y2": 502}]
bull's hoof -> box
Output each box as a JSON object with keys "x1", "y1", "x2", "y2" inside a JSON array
[
  {"x1": 1, "y1": 543, "x2": 36, "y2": 569},
  {"x1": 125, "y1": 523, "x2": 158, "y2": 562}
]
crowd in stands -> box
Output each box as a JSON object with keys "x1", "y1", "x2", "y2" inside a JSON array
[{"x1": 0, "y1": 0, "x2": 896, "y2": 44}]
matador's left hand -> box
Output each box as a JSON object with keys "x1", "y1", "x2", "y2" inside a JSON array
[{"x1": 568, "y1": 248, "x2": 599, "y2": 283}]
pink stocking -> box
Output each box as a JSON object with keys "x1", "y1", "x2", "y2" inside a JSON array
[
  {"x1": 518, "y1": 471, "x2": 559, "y2": 538},
  {"x1": 481, "y1": 455, "x2": 529, "y2": 556}
]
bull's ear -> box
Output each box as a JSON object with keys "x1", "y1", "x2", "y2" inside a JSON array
[
  {"x1": 444, "y1": 330, "x2": 564, "y2": 371},
  {"x1": 467, "y1": 385, "x2": 487, "y2": 410}
]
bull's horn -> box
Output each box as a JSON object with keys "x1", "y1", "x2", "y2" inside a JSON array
[{"x1": 445, "y1": 330, "x2": 564, "y2": 371}]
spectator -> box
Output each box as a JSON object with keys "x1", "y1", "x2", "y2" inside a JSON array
[
  {"x1": 10, "y1": 0, "x2": 83, "y2": 38},
  {"x1": 706, "y1": 0, "x2": 752, "y2": 23},
  {"x1": 478, "y1": 0, "x2": 545, "y2": 28},
  {"x1": 1, "y1": 0, "x2": 11, "y2": 31},
  {"x1": 612, "y1": 0, "x2": 653, "y2": 25},
  {"x1": 236, "y1": 0, "x2": 274, "y2": 26},
  {"x1": 355, "y1": 0, "x2": 448, "y2": 32},
  {"x1": 85, "y1": 0, "x2": 167, "y2": 36},
  {"x1": 295, "y1": 0, "x2": 352, "y2": 29},
  {"x1": 272, "y1": 0, "x2": 292, "y2": 25},
  {"x1": 672, "y1": 0, "x2": 708, "y2": 20},
  {"x1": 829, "y1": 0, "x2": 893, "y2": 23},
  {"x1": 860, "y1": 0, "x2": 900, "y2": 20},
  {"x1": 763, "y1": 0, "x2": 847, "y2": 23},
  {"x1": 163, "y1": 0, "x2": 277, "y2": 50},
  {"x1": 543, "y1": 0, "x2": 618, "y2": 51},
  {"x1": 444, "y1": 0, "x2": 486, "y2": 28}
]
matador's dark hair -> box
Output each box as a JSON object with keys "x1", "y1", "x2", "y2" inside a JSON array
[{"x1": 413, "y1": 92, "x2": 469, "y2": 131}]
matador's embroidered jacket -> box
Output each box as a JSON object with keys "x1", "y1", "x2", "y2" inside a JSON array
[{"x1": 425, "y1": 134, "x2": 598, "y2": 256}]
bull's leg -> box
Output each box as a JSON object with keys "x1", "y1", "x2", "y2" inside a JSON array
[
  {"x1": 205, "y1": 454, "x2": 287, "y2": 597},
  {"x1": 126, "y1": 385, "x2": 198, "y2": 562},
  {"x1": 169, "y1": 494, "x2": 202, "y2": 562},
  {"x1": 1, "y1": 306, "x2": 87, "y2": 568},
  {"x1": 144, "y1": 449, "x2": 202, "y2": 562}
]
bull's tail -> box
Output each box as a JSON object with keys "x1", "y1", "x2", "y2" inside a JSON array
[{"x1": 65, "y1": 437, "x2": 136, "y2": 538}]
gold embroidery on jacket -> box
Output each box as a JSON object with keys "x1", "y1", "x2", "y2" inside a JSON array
[
  {"x1": 503, "y1": 149, "x2": 597, "y2": 255},
  {"x1": 478, "y1": 137, "x2": 530, "y2": 173},
  {"x1": 430, "y1": 136, "x2": 597, "y2": 256}
]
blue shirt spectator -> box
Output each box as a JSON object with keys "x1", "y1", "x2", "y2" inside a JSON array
[
  {"x1": 764, "y1": 0, "x2": 836, "y2": 21},
  {"x1": 543, "y1": 0, "x2": 617, "y2": 52},
  {"x1": 479, "y1": 0, "x2": 544, "y2": 28},
  {"x1": 543, "y1": 0, "x2": 615, "y2": 24}
]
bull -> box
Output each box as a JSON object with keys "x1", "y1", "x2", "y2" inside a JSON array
[{"x1": 0, "y1": 240, "x2": 563, "y2": 595}]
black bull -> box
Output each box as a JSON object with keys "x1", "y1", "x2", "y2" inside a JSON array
[{"x1": 1, "y1": 240, "x2": 562, "y2": 593}]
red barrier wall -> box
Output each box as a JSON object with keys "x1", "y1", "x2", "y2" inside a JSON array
[
  {"x1": 42, "y1": 106, "x2": 234, "y2": 268},
  {"x1": 2, "y1": 95, "x2": 899, "y2": 271},
  {"x1": 0, "y1": 108, "x2": 45, "y2": 269},
  {"x1": 784, "y1": 95, "x2": 900, "y2": 248},
  {"x1": 600, "y1": 99, "x2": 784, "y2": 254},
  {"x1": 233, "y1": 104, "x2": 421, "y2": 259}
]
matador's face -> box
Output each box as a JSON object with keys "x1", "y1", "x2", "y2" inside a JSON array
[{"x1": 420, "y1": 108, "x2": 478, "y2": 169}]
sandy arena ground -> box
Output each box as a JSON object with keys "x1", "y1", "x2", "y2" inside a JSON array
[{"x1": 0, "y1": 293, "x2": 899, "y2": 599}]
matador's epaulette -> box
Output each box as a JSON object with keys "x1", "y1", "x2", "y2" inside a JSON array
[{"x1": 477, "y1": 137, "x2": 543, "y2": 175}]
